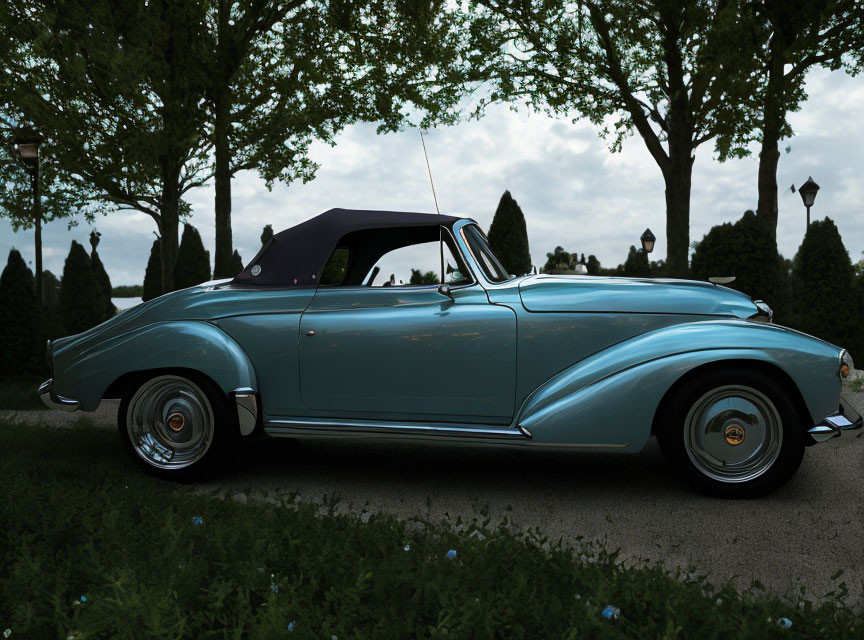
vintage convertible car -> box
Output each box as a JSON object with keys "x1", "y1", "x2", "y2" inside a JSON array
[{"x1": 39, "y1": 208, "x2": 861, "y2": 497}]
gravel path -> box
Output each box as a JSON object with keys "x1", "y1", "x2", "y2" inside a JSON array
[{"x1": 5, "y1": 389, "x2": 863, "y2": 603}]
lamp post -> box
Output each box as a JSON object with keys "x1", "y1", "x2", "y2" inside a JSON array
[
  {"x1": 13, "y1": 129, "x2": 43, "y2": 303},
  {"x1": 798, "y1": 176, "x2": 820, "y2": 229},
  {"x1": 640, "y1": 228, "x2": 656, "y2": 254}
]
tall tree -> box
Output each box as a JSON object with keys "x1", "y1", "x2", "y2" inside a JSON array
[
  {"x1": 260, "y1": 224, "x2": 274, "y2": 246},
  {"x1": 8, "y1": 0, "x2": 212, "y2": 295},
  {"x1": 487, "y1": 190, "x2": 531, "y2": 275},
  {"x1": 460, "y1": 1, "x2": 755, "y2": 276},
  {"x1": 204, "y1": 1, "x2": 460, "y2": 277},
  {"x1": 729, "y1": 1, "x2": 863, "y2": 238}
]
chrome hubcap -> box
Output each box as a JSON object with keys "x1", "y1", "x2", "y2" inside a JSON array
[
  {"x1": 683, "y1": 385, "x2": 783, "y2": 483},
  {"x1": 126, "y1": 376, "x2": 214, "y2": 470}
]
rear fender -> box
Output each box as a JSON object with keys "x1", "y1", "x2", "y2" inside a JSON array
[{"x1": 53, "y1": 321, "x2": 256, "y2": 411}]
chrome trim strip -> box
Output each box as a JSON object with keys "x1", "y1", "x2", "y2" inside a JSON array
[
  {"x1": 232, "y1": 387, "x2": 258, "y2": 436},
  {"x1": 38, "y1": 378, "x2": 80, "y2": 412},
  {"x1": 266, "y1": 418, "x2": 529, "y2": 440}
]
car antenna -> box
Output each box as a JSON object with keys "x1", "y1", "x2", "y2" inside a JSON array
[{"x1": 420, "y1": 128, "x2": 445, "y2": 285}]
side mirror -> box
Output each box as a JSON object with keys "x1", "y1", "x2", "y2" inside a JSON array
[{"x1": 437, "y1": 284, "x2": 452, "y2": 298}]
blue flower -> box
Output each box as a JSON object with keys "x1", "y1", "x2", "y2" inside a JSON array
[
  {"x1": 79, "y1": 595, "x2": 86, "y2": 603},
  {"x1": 777, "y1": 617, "x2": 792, "y2": 630},
  {"x1": 286, "y1": 621, "x2": 295, "y2": 631},
  {"x1": 403, "y1": 544, "x2": 411, "y2": 552},
  {"x1": 445, "y1": 549, "x2": 457, "y2": 559},
  {"x1": 192, "y1": 516, "x2": 203, "y2": 525},
  {"x1": 271, "y1": 583, "x2": 279, "y2": 595},
  {"x1": 602, "y1": 605, "x2": 620, "y2": 620}
]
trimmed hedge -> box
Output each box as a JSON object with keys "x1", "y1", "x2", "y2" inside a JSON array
[
  {"x1": 0, "y1": 249, "x2": 42, "y2": 378},
  {"x1": 488, "y1": 190, "x2": 532, "y2": 276}
]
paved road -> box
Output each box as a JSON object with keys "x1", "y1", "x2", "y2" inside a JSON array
[{"x1": 5, "y1": 388, "x2": 863, "y2": 603}]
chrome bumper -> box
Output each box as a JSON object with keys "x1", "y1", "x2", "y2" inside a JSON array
[
  {"x1": 807, "y1": 397, "x2": 863, "y2": 443},
  {"x1": 38, "y1": 379, "x2": 80, "y2": 412}
]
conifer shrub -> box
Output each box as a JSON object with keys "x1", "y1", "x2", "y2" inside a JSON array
[
  {"x1": 229, "y1": 249, "x2": 244, "y2": 276},
  {"x1": 542, "y1": 246, "x2": 578, "y2": 272},
  {"x1": 488, "y1": 191, "x2": 531, "y2": 275},
  {"x1": 0, "y1": 249, "x2": 42, "y2": 377},
  {"x1": 691, "y1": 210, "x2": 790, "y2": 320},
  {"x1": 89, "y1": 231, "x2": 116, "y2": 320},
  {"x1": 622, "y1": 245, "x2": 650, "y2": 277},
  {"x1": 59, "y1": 241, "x2": 107, "y2": 335},
  {"x1": 142, "y1": 238, "x2": 162, "y2": 302},
  {"x1": 791, "y1": 218, "x2": 862, "y2": 358},
  {"x1": 173, "y1": 224, "x2": 211, "y2": 291},
  {"x1": 40, "y1": 269, "x2": 66, "y2": 343},
  {"x1": 261, "y1": 224, "x2": 274, "y2": 246}
]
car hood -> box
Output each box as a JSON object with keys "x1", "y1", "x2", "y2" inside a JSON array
[{"x1": 517, "y1": 275, "x2": 758, "y2": 318}]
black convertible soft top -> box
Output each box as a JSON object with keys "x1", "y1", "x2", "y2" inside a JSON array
[{"x1": 233, "y1": 208, "x2": 461, "y2": 287}]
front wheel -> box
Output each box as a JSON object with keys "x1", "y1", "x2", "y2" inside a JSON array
[
  {"x1": 657, "y1": 368, "x2": 805, "y2": 498},
  {"x1": 118, "y1": 373, "x2": 234, "y2": 481}
]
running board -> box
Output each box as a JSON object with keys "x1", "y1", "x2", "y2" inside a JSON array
[{"x1": 265, "y1": 417, "x2": 532, "y2": 440}]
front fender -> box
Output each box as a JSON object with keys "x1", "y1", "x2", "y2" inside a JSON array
[
  {"x1": 53, "y1": 321, "x2": 257, "y2": 411},
  {"x1": 516, "y1": 320, "x2": 841, "y2": 450}
]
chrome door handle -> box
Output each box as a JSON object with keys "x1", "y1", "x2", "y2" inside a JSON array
[{"x1": 305, "y1": 330, "x2": 315, "y2": 337}]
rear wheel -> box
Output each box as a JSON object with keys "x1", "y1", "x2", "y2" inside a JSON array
[
  {"x1": 657, "y1": 368, "x2": 805, "y2": 498},
  {"x1": 118, "y1": 373, "x2": 235, "y2": 481}
]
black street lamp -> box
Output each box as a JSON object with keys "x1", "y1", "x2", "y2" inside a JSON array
[
  {"x1": 13, "y1": 128, "x2": 43, "y2": 303},
  {"x1": 640, "y1": 228, "x2": 656, "y2": 254},
  {"x1": 798, "y1": 176, "x2": 820, "y2": 229}
]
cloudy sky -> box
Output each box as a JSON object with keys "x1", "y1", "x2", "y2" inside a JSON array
[{"x1": 2, "y1": 66, "x2": 862, "y2": 287}]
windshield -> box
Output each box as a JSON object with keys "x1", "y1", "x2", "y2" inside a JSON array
[{"x1": 461, "y1": 224, "x2": 513, "y2": 283}]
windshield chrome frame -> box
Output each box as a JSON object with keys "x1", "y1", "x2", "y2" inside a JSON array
[{"x1": 453, "y1": 219, "x2": 522, "y2": 290}]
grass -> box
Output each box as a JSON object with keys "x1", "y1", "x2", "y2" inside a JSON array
[
  {"x1": 848, "y1": 377, "x2": 864, "y2": 393},
  {"x1": 1, "y1": 419, "x2": 862, "y2": 639},
  {"x1": 0, "y1": 377, "x2": 47, "y2": 411}
]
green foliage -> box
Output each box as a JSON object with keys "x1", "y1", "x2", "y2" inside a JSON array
[
  {"x1": 8, "y1": 0, "x2": 213, "y2": 292},
  {"x1": 89, "y1": 231, "x2": 116, "y2": 320},
  {"x1": 792, "y1": 218, "x2": 862, "y2": 358},
  {"x1": 261, "y1": 224, "x2": 274, "y2": 246},
  {"x1": 40, "y1": 269, "x2": 65, "y2": 342},
  {"x1": 542, "y1": 246, "x2": 578, "y2": 273},
  {"x1": 409, "y1": 269, "x2": 439, "y2": 284},
  {"x1": 0, "y1": 249, "x2": 41, "y2": 378},
  {"x1": 691, "y1": 211, "x2": 790, "y2": 320},
  {"x1": 111, "y1": 284, "x2": 143, "y2": 297},
  {"x1": 141, "y1": 238, "x2": 161, "y2": 302},
  {"x1": 586, "y1": 255, "x2": 601, "y2": 275},
  {"x1": 319, "y1": 248, "x2": 350, "y2": 286},
  {"x1": 229, "y1": 250, "x2": 244, "y2": 276},
  {"x1": 173, "y1": 224, "x2": 211, "y2": 291},
  {"x1": 487, "y1": 190, "x2": 531, "y2": 275},
  {"x1": 59, "y1": 241, "x2": 106, "y2": 335},
  {"x1": 622, "y1": 246, "x2": 650, "y2": 277},
  {"x1": 2, "y1": 421, "x2": 864, "y2": 638}
]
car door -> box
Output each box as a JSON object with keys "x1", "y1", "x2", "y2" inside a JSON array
[{"x1": 298, "y1": 237, "x2": 517, "y2": 424}]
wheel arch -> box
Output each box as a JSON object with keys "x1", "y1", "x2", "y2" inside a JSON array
[{"x1": 650, "y1": 358, "x2": 812, "y2": 437}]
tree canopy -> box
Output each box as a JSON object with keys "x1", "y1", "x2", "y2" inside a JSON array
[{"x1": 488, "y1": 191, "x2": 531, "y2": 276}]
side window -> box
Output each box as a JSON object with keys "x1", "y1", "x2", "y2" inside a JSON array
[{"x1": 369, "y1": 238, "x2": 471, "y2": 287}]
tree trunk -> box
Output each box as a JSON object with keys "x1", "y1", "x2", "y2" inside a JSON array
[
  {"x1": 663, "y1": 149, "x2": 693, "y2": 278},
  {"x1": 212, "y1": 84, "x2": 234, "y2": 278},
  {"x1": 756, "y1": 44, "x2": 785, "y2": 243},
  {"x1": 159, "y1": 166, "x2": 181, "y2": 294},
  {"x1": 662, "y1": 88, "x2": 694, "y2": 278}
]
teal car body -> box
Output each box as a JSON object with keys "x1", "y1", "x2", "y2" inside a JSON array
[{"x1": 40, "y1": 209, "x2": 858, "y2": 490}]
